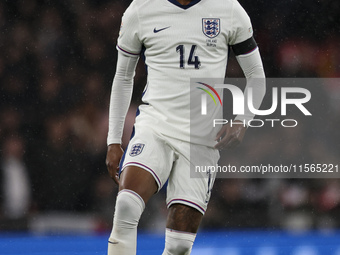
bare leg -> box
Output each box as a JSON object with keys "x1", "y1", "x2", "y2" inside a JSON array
[
  {"x1": 166, "y1": 204, "x2": 203, "y2": 233},
  {"x1": 119, "y1": 165, "x2": 158, "y2": 203},
  {"x1": 162, "y1": 204, "x2": 203, "y2": 255}
]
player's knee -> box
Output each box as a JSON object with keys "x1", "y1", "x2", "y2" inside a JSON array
[
  {"x1": 165, "y1": 239, "x2": 192, "y2": 255},
  {"x1": 163, "y1": 229, "x2": 196, "y2": 255},
  {"x1": 113, "y1": 189, "x2": 145, "y2": 228}
]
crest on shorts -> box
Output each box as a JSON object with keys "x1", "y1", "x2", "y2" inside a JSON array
[
  {"x1": 202, "y1": 18, "x2": 220, "y2": 38},
  {"x1": 129, "y1": 143, "x2": 145, "y2": 156}
]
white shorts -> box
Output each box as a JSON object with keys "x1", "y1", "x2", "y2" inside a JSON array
[{"x1": 120, "y1": 122, "x2": 220, "y2": 215}]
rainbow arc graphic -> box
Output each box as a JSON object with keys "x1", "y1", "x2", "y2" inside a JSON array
[{"x1": 196, "y1": 82, "x2": 222, "y2": 115}]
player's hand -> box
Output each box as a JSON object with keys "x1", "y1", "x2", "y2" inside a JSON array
[
  {"x1": 106, "y1": 144, "x2": 124, "y2": 185},
  {"x1": 214, "y1": 121, "x2": 247, "y2": 150}
]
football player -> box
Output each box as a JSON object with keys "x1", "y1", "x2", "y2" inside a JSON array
[{"x1": 106, "y1": 0, "x2": 266, "y2": 254}]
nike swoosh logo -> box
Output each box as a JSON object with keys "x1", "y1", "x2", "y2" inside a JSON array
[
  {"x1": 109, "y1": 241, "x2": 119, "y2": 245},
  {"x1": 153, "y1": 26, "x2": 171, "y2": 33}
]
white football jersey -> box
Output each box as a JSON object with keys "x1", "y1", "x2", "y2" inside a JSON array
[{"x1": 117, "y1": 0, "x2": 254, "y2": 146}]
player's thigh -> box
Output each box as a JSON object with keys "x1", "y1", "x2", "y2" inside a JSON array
[
  {"x1": 119, "y1": 165, "x2": 158, "y2": 204},
  {"x1": 120, "y1": 125, "x2": 174, "y2": 203},
  {"x1": 166, "y1": 141, "x2": 219, "y2": 216},
  {"x1": 166, "y1": 204, "x2": 203, "y2": 233}
]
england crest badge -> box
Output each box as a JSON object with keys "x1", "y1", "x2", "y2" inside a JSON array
[
  {"x1": 129, "y1": 143, "x2": 145, "y2": 157},
  {"x1": 202, "y1": 18, "x2": 220, "y2": 38}
]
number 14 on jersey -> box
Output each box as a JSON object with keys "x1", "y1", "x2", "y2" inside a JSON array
[{"x1": 176, "y1": 45, "x2": 201, "y2": 69}]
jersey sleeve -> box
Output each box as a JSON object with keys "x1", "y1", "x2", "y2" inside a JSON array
[
  {"x1": 228, "y1": 1, "x2": 254, "y2": 46},
  {"x1": 117, "y1": 2, "x2": 142, "y2": 56},
  {"x1": 107, "y1": 51, "x2": 139, "y2": 145},
  {"x1": 234, "y1": 48, "x2": 266, "y2": 123}
]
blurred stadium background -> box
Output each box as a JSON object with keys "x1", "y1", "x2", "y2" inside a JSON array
[{"x1": 0, "y1": 0, "x2": 339, "y2": 254}]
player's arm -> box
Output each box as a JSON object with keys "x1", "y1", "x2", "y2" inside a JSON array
[
  {"x1": 106, "y1": 2, "x2": 141, "y2": 184},
  {"x1": 215, "y1": 45, "x2": 265, "y2": 150},
  {"x1": 215, "y1": 2, "x2": 266, "y2": 150},
  {"x1": 106, "y1": 51, "x2": 139, "y2": 184}
]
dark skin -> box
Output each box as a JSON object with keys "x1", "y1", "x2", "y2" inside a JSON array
[
  {"x1": 106, "y1": 123, "x2": 246, "y2": 233},
  {"x1": 177, "y1": 0, "x2": 192, "y2": 5},
  {"x1": 106, "y1": 0, "x2": 248, "y2": 234},
  {"x1": 214, "y1": 121, "x2": 247, "y2": 150}
]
